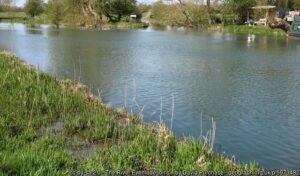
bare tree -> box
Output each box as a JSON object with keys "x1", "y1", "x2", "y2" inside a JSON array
[
  {"x1": 176, "y1": 0, "x2": 195, "y2": 26},
  {"x1": 0, "y1": 0, "x2": 13, "y2": 10},
  {"x1": 175, "y1": 0, "x2": 215, "y2": 27},
  {"x1": 0, "y1": 0, "x2": 14, "y2": 12},
  {"x1": 0, "y1": 0, "x2": 12, "y2": 6}
]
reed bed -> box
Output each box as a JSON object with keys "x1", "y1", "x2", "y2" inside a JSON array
[{"x1": 0, "y1": 52, "x2": 259, "y2": 175}]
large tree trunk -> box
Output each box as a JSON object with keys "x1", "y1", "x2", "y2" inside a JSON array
[
  {"x1": 87, "y1": 1, "x2": 100, "y2": 26},
  {"x1": 81, "y1": 3, "x2": 89, "y2": 18},
  {"x1": 80, "y1": 0, "x2": 101, "y2": 27},
  {"x1": 206, "y1": 0, "x2": 213, "y2": 25}
]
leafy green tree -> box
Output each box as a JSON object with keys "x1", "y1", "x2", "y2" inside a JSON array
[
  {"x1": 24, "y1": 0, "x2": 44, "y2": 17},
  {"x1": 111, "y1": 0, "x2": 137, "y2": 21},
  {"x1": 54, "y1": 0, "x2": 140, "y2": 25},
  {"x1": 223, "y1": 0, "x2": 256, "y2": 24},
  {"x1": 98, "y1": 0, "x2": 138, "y2": 22},
  {"x1": 46, "y1": 0, "x2": 64, "y2": 28}
]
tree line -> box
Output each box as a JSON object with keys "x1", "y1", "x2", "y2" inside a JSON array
[
  {"x1": 1, "y1": 0, "x2": 300, "y2": 28},
  {"x1": 0, "y1": 0, "x2": 142, "y2": 28},
  {"x1": 0, "y1": 0, "x2": 22, "y2": 11},
  {"x1": 150, "y1": 0, "x2": 300, "y2": 28}
]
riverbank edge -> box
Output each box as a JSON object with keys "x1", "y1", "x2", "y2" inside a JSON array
[
  {"x1": 208, "y1": 25, "x2": 287, "y2": 36},
  {"x1": 151, "y1": 21, "x2": 286, "y2": 36},
  {"x1": 0, "y1": 51, "x2": 259, "y2": 175},
  {"x1": 0, "y1": 17, "x2": 149, "y2": 30}
]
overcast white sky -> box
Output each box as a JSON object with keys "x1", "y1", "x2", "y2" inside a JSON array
[{"x1": 15, "y1": 0, "x2": 155, "y2": 7}]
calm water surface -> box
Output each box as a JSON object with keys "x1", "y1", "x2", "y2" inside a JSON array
[{"x1": 1, "y1": 23, "x2": 300, "y2": 169}]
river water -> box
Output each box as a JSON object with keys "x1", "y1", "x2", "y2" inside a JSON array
[{"x1": 1, "y1": 23, "x2": 300, "y2": 169}]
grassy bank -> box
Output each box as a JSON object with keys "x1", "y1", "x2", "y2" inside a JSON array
[
  {"x1": 81, "y1": 21, "x2": 149, "y2": 30},
  {"x1": 209, "y1": 25, "x2": 286, "y2": 36},
  {"x1": 0, "y1": 12, "x2": 28, "y2": 23},
  {"x1": 0, "y1": 52, "x2": 259, "y2": 175},
  {"x1": 0, "y1": 18, "x2": 148, "y2": 30},
  {"x1": 0, "y1": 12, "x2": 148, "y2": 29},
  {"x1": 112, "y1": 21, "x2": 149, "y2": 29},
  {"x1": 0, "y1": 12, "x2": 27, "y2": 19}
]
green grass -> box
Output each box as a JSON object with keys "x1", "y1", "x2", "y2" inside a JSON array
[
  {"x1": 0, "y1": 13, "x2": 50, "y2": 25},
  {"x1": 93, "y1": 21, "x2": 149, "y2": 30},
  {"x1": 0, "y1": 12, "x2": 27, "y2": 19},
  {"x1": 209, "y1": 25, "x2": 286, "y2": 36},
  {"x1": 0, "y1": 12, "x2": 27, "y2": 23},
  {"x1": 0, "y1": 12, "x2": 147, "y2": 29},
  {"x1": 0, "y1": 52, "x2": 260, "y2": 175}
]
